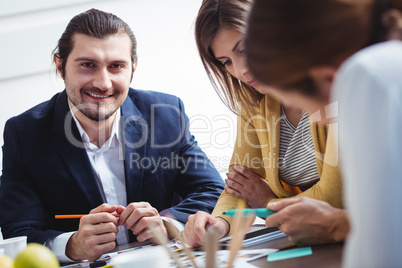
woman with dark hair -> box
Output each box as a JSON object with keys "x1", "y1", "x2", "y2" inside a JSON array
[
  {"x1": 183, "y1": 0, "x2": 343, "y2": 247},
  {"x1": 245, "y1": 0, "x2": 402, "y2": 266}
]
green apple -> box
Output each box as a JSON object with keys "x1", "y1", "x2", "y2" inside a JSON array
[{"x1": 14, "y1": 243, "x2": 59, "y2": 268}]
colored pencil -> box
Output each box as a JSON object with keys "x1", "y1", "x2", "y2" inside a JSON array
[
  {"x1": 223, "y1": 208, "x2": 276, "y2": 218},
  {"x1": 55, "y1": 214, "x2": 120, "y2": 219}
]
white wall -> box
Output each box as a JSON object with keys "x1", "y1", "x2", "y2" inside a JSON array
[{"x1": 0, "y1": 0, "x2": 236, "y2": 175}]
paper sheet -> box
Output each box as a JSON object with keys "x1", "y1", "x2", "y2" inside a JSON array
[{"x1": 177, "y1": 248, "x2": 278, "y2": 267}]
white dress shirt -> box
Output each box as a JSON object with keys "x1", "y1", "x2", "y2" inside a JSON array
[
  {"x1": 46, "y1": 104, "x2": 129, "y2": 262},
  {"x1": 76, "y1": 108, "x2": 129, "y2": 246},
  {"x1": 332, "y1": 41, "x2": 402, "y2": 267}
]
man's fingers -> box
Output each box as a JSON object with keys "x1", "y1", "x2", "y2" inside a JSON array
[
  {"x1": 93, "y1": 231, "x2": 118, "y2": 244},
  {"x1": 90, "y1": 203, "x2": 118, "y2": 214},
  {"x1": 130, "y1": 214, "x2": 163, "y2": 235},
  {"x1": 79, "y1": 221, "x2": 119, "y2": 237},
  {"x1": 124, "y1": 207, "x2": 159, "y2": 229},
  {"x1": 86, "y1": 241, "x2": 116, "y2": 261},
  {"x1": 136, "y1": 221, "x2": 167, "y2": 243},
  {"x1": 68, "y1": 205, "x2": 121, "y2": 261},
  {"x1": 81, "y1": 213, "x2": 119, "y2": 226},
  {"x1": 115, "y1": 205, "x2": 126, "y2": 214},
  {"x1": 136, "y1": 229, "x2": 153, "y2": 242},
  {"x1": 119, "y1": 202, "x2": 154, "y2": 225},
  {"x1": 127, "y1": 202, "x2": 152, "y2": 209},
  {"x1": 87, "y1": 204, "x2": 120, "y2": 226}
]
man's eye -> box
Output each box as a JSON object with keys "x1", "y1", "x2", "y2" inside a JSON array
[
  {"x1": 110, "y1": 64, "x2": 123, "y2": 69},
  {"x1": 82, "y1": 62, "x2": 94, "y2": 68}
]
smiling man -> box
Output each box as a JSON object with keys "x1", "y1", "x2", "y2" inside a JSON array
[{"x1": 0, "y1": 9, "x2": 224, "y2": 263}]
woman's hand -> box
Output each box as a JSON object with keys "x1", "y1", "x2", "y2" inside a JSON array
[
  {"x1": 225, "y1": 165, "x2": 277, "y2": 208},
  {"x1": 266, "y1": 197, "x2": 349, "y2": 245}
]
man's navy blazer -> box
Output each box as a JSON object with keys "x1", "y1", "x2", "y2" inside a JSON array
[{"x1": 0, "y1": 88, "x2": 224, "y2": 244}]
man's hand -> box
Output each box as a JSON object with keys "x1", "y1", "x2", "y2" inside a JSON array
[
  {"x1": 65, "y1": 203, "x2": 124, "y2": 261},
  {"x1": 118, "y1": 202, "x2": 166, "y2": 244},
  {"x1": 265, "y1": 197, "x2": 349, "y2": 245},
  {"x1": 225, "y1": 165, "x2": 277, "y2": 208},
  {"x1": 183, "y1": 211, "x2": 229, "y2": 248}
]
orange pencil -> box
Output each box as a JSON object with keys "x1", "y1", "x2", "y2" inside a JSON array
[{"x1": 55, "y1": 214, "x2": 120, "y2": 219}]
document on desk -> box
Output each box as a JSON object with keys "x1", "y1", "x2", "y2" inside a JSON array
[
  {"x1": 219, "y1": 226, "x2": 287, "y2": 248},
  {"x1": 181, "y1": 248, "x2": 279, "y2": 267},
  {"x1": 61, "y1": 243, "x2": 278, "y2": 268},
  {"x1": 60, "y1": 224, "x2": 285, "y2": 267},
  {"x1": 60, "y1": 241, "x2": 183, "y2": 268}
]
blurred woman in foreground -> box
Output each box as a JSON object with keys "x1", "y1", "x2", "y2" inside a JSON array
[{"x1": 245, "y1": 0, "x2": 402, "y2": 266}]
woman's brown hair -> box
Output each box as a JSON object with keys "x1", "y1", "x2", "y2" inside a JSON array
[
  {"x1": 195, "y1": 0, "x2": 263, "y2": 114},
  {"x1": 245, "y1": 0, "x2": 402, "y2": 95}
]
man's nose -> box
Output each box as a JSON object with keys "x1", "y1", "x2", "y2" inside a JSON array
[{"x1": 92, "y1": 69, "x2": 112, "y2": 90}]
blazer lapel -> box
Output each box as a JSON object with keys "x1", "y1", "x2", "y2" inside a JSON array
[
  {"x1": 120, "y1": 94, "x2": 148, "y2": 204},
  {"x1": 51, "y1": 91, "x2": 103, "y2": 208}
]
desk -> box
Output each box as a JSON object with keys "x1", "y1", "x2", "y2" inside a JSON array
[
  {"x1": 248, "y1": 236, "x2": 344, "y2": 267},
  {"x1": 112, "y1": 234, "x2": 344, "y2": 267}
]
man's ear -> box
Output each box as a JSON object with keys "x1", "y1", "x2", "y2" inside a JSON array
[
  {"x1": 308, "y1": 66, "x2": 337, "y2": 101},
  {"x1": 129, "y1": 60, "x2": 138, "y2": 83},
  {"x1": 133, "y1": 60, "x2": 138, "y2": 72},
  {"x1": 53, "y1": 53, "x2": 64, "y2": 79}
]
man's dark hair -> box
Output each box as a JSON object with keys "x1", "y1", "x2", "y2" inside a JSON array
[{"x1": 53, "y1": 8, "x2": 137, "y2": 77}]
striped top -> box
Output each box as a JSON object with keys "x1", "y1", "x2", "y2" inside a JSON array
[{"x1": 278, "y1": 106, "x2": 320, "y2": 189}]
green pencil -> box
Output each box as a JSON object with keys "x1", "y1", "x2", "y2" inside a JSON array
[{"x1": 223, "y1": 208, "x2": 276, "y2": 218}]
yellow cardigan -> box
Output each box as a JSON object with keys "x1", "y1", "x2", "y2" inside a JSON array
[{"x1": 211, "y1": 95, "x2": 343, "y2": 230}]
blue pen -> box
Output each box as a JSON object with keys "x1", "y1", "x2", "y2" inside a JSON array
[{"x1": 223, "y1": 208, "x2": 276, "y2": 218}]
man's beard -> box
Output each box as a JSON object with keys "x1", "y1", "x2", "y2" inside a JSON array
[{"x1": 73, "y1": 102, "x2": 119, "y2": 122}]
